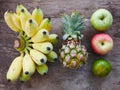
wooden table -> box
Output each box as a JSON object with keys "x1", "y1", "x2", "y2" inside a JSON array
[{"x1": 0, "y1": 0, "x2": 120, "y2": 90}]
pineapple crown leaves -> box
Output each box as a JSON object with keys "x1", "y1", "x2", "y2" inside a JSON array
[{"x1": 62, "y1": 11, "x2": 85, "y2": 35}]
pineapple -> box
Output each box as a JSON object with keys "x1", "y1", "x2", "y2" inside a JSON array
[{"x1": 59, "y1": 12, "x2": 88, "y2": 69}]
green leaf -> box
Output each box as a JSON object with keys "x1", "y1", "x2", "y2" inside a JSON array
[{"x1": 61, "y1": 11, "x2": 85, "y2": 35}]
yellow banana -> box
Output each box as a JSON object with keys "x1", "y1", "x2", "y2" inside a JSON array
[
  {"x1": 49, "y1": 34, "x2": 59, "y2": 44},
  {"x1": 20, "y1": 71, "x2": 31, "y2": 82},
  {"x1": 4, "y1": 11, "x2": 20, "y2": 32},
  {"x1": 32, "y1": 7, "x2": 43, "y2": 26},
  {"x1": 20, "y1": 8, "x2": 31, "y2": 31},
  {"x1": 12, "y1": 13, "x2": 22, "y2": 30},
  {"x1": 23, "y1": 53, "x2": 36, "y2": 76},
  {"x1": 6, "y1": 56, "x2": 23, "y2": 82},
  {"x1": 25, "y1": 18, "x2": 39, "y2": 37},
  {"x1": 30, "y1": 49, "x2": 47, "y2": 65},
  {"x1": 47, "y1": 51, "x2": 58, "y2": 62},
  {"x1": 39, "y1": 18, "x2": 51, "y2": 32},
  {"x1": 36, "y1": 64, "x2": 48, "y2": 75},
  {"x1": 16, "y1": 3, "x2": 28, "y2": 16},
  {"x1": 32, "y1": 42, "x2": 53, "y2": 54},
  {"x1": 31, "y1": 29, "x2": 49, "y2": 43}
]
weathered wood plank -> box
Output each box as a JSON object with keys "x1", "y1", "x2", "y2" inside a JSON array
[{"x1": 0, "y1": 0, "x2": 120, "y2": 90}]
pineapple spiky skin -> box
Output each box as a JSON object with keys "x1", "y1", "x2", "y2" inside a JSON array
[
  {"x1": 60, "y1": 12, "x2": 88, "y2": 69},
  {"x1": 60, "y1": 39, "x2": 88, "y2": 69}
]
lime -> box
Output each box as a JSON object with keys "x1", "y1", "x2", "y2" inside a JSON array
[{"x1": 92, "y1": 59, "x2": 112, "y2": 77}]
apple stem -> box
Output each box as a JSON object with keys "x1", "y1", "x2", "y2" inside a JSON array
[
  {"x1": 101, "y1": 42, "x2": 104, "y2": 46},
  {"x1": 100, "y1": 16, "x2": 105, "y2": 20}
]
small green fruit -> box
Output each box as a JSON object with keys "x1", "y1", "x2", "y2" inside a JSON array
[{"x1": 92, "y1": 59, "x2": 112, "y2": 77}]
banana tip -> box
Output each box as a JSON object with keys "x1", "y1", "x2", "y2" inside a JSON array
[
  {"x1": 17, "y1": 3, "x2": 21, "y2": 5},
  {"x1": 7, "y1": 79, "x2": 11, "y2": 82},
  {"x1": 40, "y1": 59, "x2": 45, "y2": 63},
  {"x1": 36, "y1": 6, "x2": 40, "y2": 9},
  {"x1": 20, "y1": 80, "x2": 25, "y2": 83},
  {"x1": 43, "y1": 31, "x2": 47, "y2": 35},
  {"x1": 48, "y1": 17, "x2": 51, "y2": 21},
  {"x1": 29, "y1": 19, "x2": 33, "y2": 23},
  {"x1": 47, "y1": 47, "x2": 51, "y2": 51},
  {"x1": 56, "y1": 36, "x2": 59, "y2": 39},
  {"x1": 21, "y1": 9, "x2": 25, "y2": 12},
  {"x1": 54, "y1": 58, "x2": 57, "y2": 61},
  {"x1": 25, "y1": 71, "x2": 29, "y2": 75},
  {"x1": 43, "y1": 72, "x2": 47, "y2": 75}
]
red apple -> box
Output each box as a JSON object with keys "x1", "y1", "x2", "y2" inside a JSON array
[{"x1": 91, "y1": 33, "x2": 113, "y2": 55}]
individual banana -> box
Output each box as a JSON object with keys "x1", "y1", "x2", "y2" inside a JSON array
[
  {"x1": 16, "y1": 3, "x2": 28, "y2": 16},
  {"x1": 39, "y1": 18, "x2": 51, "y2": 32},
  {"x1": 4, "y1": 11, "x2": 20, "y2": 32},
  {"x1": 47, "y1": 51, "x2": 58, "y2": 62},
  {"x1": 49, "y1": 34, "x2": 59, "y2": 44},
  {"x1": 30, "y1": 49, "x2": 47, "y2": 65},
  {"x1": 23, "y1": 53, "x2": 36, "y2": 76},
  {"x1": 36, "y1": 64, "x2": 48, "y2": 75},
  {"x1": 12, "y1": 13, "x2": 22, "y2": 30},
  {"x1": 25, "y1": 18, "x2": 39, "y2": 37},
  {"x1": 6, "y1": 56, "x2": 23, "y2": 82},
  {"x1": 32, "y1": 7, "x2": 43, "y2": 26},
  {"x1": 20, "y1": 8, "x2": 31, "y2": 31},
  {"x1": 31, "y1": 29, "x2": 49, "y2": 43},
  {"x1": 32, "y1": 42, "x2": 53, "y2": 54},
  {"x1": 20, "y1": 71, "x2": 31, "y2": 82}
]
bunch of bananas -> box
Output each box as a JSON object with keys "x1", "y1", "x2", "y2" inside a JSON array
[{"x1": 4, "y1": 4, "x2": 58, "y2": 82}]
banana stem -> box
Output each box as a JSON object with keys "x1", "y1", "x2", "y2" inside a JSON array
[
  {"x1": 13, "y1": 30, "x2": 34, "y2": 55},
  {"x1": 14, "y1": 36, "x2": 26, "y2": 52},
  {"x1": 14, "y1": 39, "x2": 20, "y2": 49}
]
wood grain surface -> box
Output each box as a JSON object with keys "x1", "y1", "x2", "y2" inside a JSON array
[{"x1": 0, "y1": 0, "x2": 120, "y2": 90}]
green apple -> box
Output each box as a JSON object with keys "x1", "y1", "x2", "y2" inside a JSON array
[
  {"x1": 92, "y1": 59, "x2": 112, "y2": 77},
  {"x1": 90, "y1": 9, "x2": 113, "y2": 31}
]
